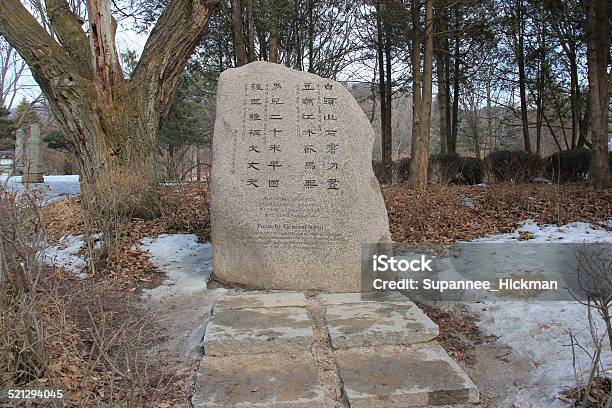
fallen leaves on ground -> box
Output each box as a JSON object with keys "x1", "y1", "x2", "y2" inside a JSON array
[{"x1": 383, "y1": 183, "x2": 611, "y2": 244}]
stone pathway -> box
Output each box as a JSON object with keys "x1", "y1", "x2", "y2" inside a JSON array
[{"x1": 193, "y1": 292, "x2": 479, "y2": 407}]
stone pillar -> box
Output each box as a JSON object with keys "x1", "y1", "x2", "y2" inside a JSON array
[
  {"x1": 14, "y1": 128, "x2": 25, "y2": 174},
  {"x1": 21, "y1": 124, "x2": 44, "y2": 184}
]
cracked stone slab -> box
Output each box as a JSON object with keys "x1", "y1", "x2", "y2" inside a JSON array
[
  {"x1": 324, "y1": 301, "x2": 438, "y2": 349},
  {"x1": 336, "y1": 344, "x2": 479, "y2": 407},
  {"x1": 318, "y1": 291, "x2": 407, "y2": 306},
  {"x1": 193, "y1": 353, "x2": 325, "y2": 408},
  {"x1": 204, "y1": 306, "x2": 313, "y2": 356},
  {"x1": 215, "y1": 292, "x2": 308, "y2": 311}
]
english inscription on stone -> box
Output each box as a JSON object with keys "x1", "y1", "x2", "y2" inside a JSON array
[{"x1": 211, "y1": 61, "x2": 391, "y2": 292}]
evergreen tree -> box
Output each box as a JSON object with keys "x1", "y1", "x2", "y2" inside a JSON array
[
  {"x1": 14, "y1": 98, "x2": 40, "y2": 129},
  {"x1": 0, "y1": 106, "x2": 16, "y2": 149}
]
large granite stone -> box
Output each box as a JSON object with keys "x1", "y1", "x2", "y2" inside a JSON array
[
  {"x1": 336, "y1": 344, "x2": 480, "y2": 407},
  {"x1": 211, "y1": 61, "x2": 391, "y2": 292},
  {"x1": 203, "y1": 306, "x2": 313, "y2": 356},
  {"x1": 193, "y1": 353, "x2": 325, "y2": 407},
  {"x1": 14, "y1": 128, "x2": 25, "y2": 174}
]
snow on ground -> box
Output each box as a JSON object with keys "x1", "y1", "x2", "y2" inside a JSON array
[
  {"x1": 470, "y1": 301, "x2": 611, "y2": 407},
  {"x1": 43, "y1": 234, "x2": 89, "y2": 277},
  {"x1": 473, "y1": 219, "x2": 612, "y2": 243},
  {"x1": 1, "y1": 175, "x2": 80, "y2": 202},
  {"x1": 467, "y1": 220, "x2": 612, "y2": 407},
  {"x1": 140, "y1": 234, "x2": 212, "y2": 301}
]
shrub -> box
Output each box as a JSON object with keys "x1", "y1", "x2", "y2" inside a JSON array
[
  {"x1": 458, "y1": 157, "x2": 485, "y2": 185},
  {"x1": 547, "y1": 148, "x2": 591, "y2": 182},
  {"x1": 429, "y1": 153, "x2": 461, "y2": 184},
  {"x1": 397, "y1": 158, "x2": 411, "y2": 182},
  {"x1": 485, "y1": 150, "x2": 544, "y2": 183}
]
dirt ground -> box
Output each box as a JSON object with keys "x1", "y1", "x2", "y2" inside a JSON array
[{"x1": 4, "y1": 183, "x2": 609, "y2": 407}]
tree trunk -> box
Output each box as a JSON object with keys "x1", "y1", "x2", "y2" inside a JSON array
[
  {"x1": 586, "y1": 0, "x2": 610, "y2": 186},
  {"x1": 408, "y1": 0, "x2": 433, "y2": 190},
  {"x1": 382, "y1": 5, "x2": 393, "y2": 184},
  {"x1": 376, "y1": 1, "x2": 390, "y2": 184},
  {"x1": 516, "y1": 0, "x2": 531, "y2": 152},
  {"x1": 232, "y1": 0, "x2": 247, "y2": 66},
  {"x1": 450, "y1": 8, "x2": 460, "y2": 154},
  {"x1": 269, "y1": 0, "x2": 280, "y2": 63},
  {"x1": 410, "y1": 0, "x2": 422, "y2": 162},
  {"x1": 435, "y1": 9, "x2": 450, "y2": 154},
  {"x1": 436, "y1": 50, "x2": 448, "y2": 153},
  {"x1": 247, "y1": 0, "x2": 256, "y2": 62},
  {"x1": 307, "y1": 0, "x2": 315, "y2": 72}
]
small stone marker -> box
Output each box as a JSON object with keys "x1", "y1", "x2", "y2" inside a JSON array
[
  {"x1": 22, "y1": 124, "x2": 44, "y2": 184},
  {"x1": 211, "y1": 61, "x2": 391, "y2": 292},
  {"x1": 14, "y1": 128, "x2": 25, "y2": 174}
]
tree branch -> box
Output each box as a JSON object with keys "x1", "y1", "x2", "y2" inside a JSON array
[
  {"x1": 0, "y1": 0, "x2": 81, "y2": 96},
  {"x1": 45, "y1": 0, "x2": 92, "y2": 78},
  {"x1": 87, "y1": 0, "x2": 123, "y2": 105},
  {"x1": 132, "y1": 0, "x2": 220, "y2": 118}
]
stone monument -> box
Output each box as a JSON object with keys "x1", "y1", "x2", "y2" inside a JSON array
[
  {"x1": 21, "y1": 124, "x2": 44, "y2": 184},
  {"x1": 211, "y1": 61, "x2": 391, "y2": 292}
]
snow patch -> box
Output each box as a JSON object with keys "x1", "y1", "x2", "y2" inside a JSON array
[
  {"x1": 473, "y1": 219, "x2": 612, "y2": 243},
  {"x1": 466, "y1": 220, "x2": 612, "y2": 407},
  {"x1": 43, "y1": 234, "x2": 89, "y2": 277},
  {"x1": 469, "y1": 301, "x2": 611, "y2": 407},
  {"x1": 1, "y1": 175, "x2": 80, "y2": 203},
  {"x1": 141, "y1": 234, "x2": 212, "y2": 301}
]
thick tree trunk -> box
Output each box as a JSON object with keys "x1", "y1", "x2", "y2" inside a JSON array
[
  {"x1": 0, "y1": 0, "x2": 219, "y2": 204},
  {"x1": 586, "y1": 0, "x2": 610, "y2": 186},
  {"x1": 408, "y1": 0, "x2": 432, "y2": 190}
]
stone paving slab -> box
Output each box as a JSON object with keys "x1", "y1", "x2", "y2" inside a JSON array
[
  {"x1": 193, "y1": 353, "x2": 325, "y2": 408},
  {"x1": 335, "y1": 344, "x2": 479, "y2": 407},
  {"x1": 204, "y1": 306, "x2": 313, "y2": 356},
  {"x1": 215, "y1": 292, "x2": 308, "y2": 311},
  {"x1": 317, "y1": 291, "x2": 408, "y2": 306},
  {"x1": 324, "y1": 301, "x2": 439, "y2": 349}
]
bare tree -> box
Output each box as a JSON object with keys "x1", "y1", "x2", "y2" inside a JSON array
[
  {"x1": 408, "y1": 0, "x2": 433, "y2": 189},
  {"x1": 0, "y1": 39, "x2": 27, "y2": 110},
  {"x1": 0, "y1": 0, "x2": 219, "y2": 205},
  {"x1": 585, "y1": 0, "x2": 610, "y2": 186}
]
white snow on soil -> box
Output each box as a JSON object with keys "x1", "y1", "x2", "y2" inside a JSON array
[
  {"x1": 468, "y1": 220, "x2": 612, "y2": 407},
  {"x1": 473, "y1": 219, "x2": 612, "y2": 243},
  {"x1": 140, "y1": 234, "x2": 212, "y2": 301},
  {"x1": 2, "y1": 175, "x2": 80, "y2": 202},
  {"x1": 43, "y1": 234, "x2": 89, "y2": 277}
]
